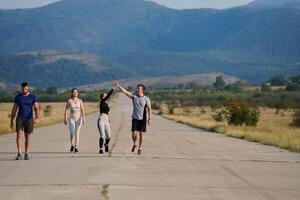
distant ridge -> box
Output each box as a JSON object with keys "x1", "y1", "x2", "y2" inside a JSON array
[
  {"x1": 247, "y1": 0, "x2": 300, "y2": 7},
  {"x1": 75, "y1": 73, "x2": 241, "y2": 91},
  {"x1": 0, "y1": 81, "x2": 18, "y2": 92}
]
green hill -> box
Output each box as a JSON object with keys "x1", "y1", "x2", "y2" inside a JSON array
[{"x1": 0, "y1": 51, "x2": 139, "y2": 88}]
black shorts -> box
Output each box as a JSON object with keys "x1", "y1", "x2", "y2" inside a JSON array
[
  {"x1": 16, "y1": 116, "x2": 34, "y2": 133},
  {"x1": 132, "y1": 118, "x2": 147, "y2": 132}
]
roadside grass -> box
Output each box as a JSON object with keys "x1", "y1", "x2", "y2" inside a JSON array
[
  {"x1": 0, "y1": 102, "x2": 99, "y2": 135},
  {"x1": 160, "y1": 106, "x2": 300, "y2": 152}
]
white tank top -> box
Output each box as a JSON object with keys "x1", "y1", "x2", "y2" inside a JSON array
[
  {"x1": 70, "y1": 101, "x2": 80, "y2": 112},
  {"x1": 69, "y1": 100, "x2": 81, "y2": 121}
]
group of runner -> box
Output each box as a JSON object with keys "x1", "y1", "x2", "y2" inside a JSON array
[{"x1": 10, "y1": 81, "x2": 152, "y2": 160}]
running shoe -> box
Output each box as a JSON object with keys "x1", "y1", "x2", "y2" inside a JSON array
[
  {"x1": 99, "y1": 149, "x2": 104, "y2": 154},
  {"x1": 15, "y1": 153, "x2": 23, "y2": 160},
  {"x1": 74, "y1": 148, "x2": 79, "y2": 153},
  {"x1": 24, "y1": 153, "x2": 29, "y2": 160},
  {"x1": 104, "y1": 144, "x2": 109, "y2": 153},
  {"x1": 131, "y1": 145, "x2": 136, "y2": 153},
  {"x1": 138, "y1": 149, "x2": 142, "y2": 155},
  {"x1": 70, "y1": 146, "x2": 74, "y2": 152}
]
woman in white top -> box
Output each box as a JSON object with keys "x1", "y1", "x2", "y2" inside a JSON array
[{"x1": 64, "y1": 88, "x2": 86, "y2": 153}]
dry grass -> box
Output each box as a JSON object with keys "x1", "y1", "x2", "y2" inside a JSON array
[
  {"x1": 0, "y1": 102, "x2": 99, "y2": 135},
  {"x1": 244, "y1": 86, "x2": 286, "y2": 91},
  {"x1": 162, "y1": 106, "x2": 300, "y2": 152}
]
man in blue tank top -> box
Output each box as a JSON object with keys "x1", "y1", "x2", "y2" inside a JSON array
[{"x1": 10, "y1": 82, "x2": 40, "y2": 160}]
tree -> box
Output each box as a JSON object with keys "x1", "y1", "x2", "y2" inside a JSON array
[
  {"x1": 46, "y1": 87, "x2": 58, "y2": 95},
  {"x1": 286, "y1": 75, "x2": 300, "y2": 91},
  {"x1": 187, "y1": 81, "x2": 198, "y2": 89},
  {"x1": 213, "y1": 98, "x2": 260, "y2": 126},
  {"x1": 213, "y1": 75, "x2": 225, "y2": 90},
  {"x1": 268, "y1": 75, "x2": 286, "y2": 86},
  {"x1": 224, "y1": 82, "x2": 243, "y2": 92},
  {"x1": 261, "y1": 83, "x2": 271, "y2": 92},
  {"x1": 177, "y1": 83, "x2": 184, "y2": 89},
  {"x1": 291, "y1": 75, "x2": 300, "y2": 84}
]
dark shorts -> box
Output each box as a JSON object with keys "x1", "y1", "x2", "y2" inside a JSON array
[
  {"x1": 16, "y1": 116, "x2": 34, "y2": 133},
  {"x1": 132, "y1": 118, "x2": 147, "y2": 132}
]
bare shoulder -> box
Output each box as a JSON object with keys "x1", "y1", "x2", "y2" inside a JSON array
[
  {"x1": 67, "y1": 99, "x2": 72, "y2": 104},
  {"x1": 79, "y1": 98, "x2": 84, "y2": 104}
]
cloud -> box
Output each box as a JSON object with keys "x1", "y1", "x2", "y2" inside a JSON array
[
  {"x1": 149, "y1": 0, "x2": 253, "y2": 9},
  {"x1": 0, "y1": 0, "x2": 253, "y2": 9}
]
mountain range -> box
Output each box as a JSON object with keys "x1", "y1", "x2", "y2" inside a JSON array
[
  {"x1": 247, "y1": 0, "x2": 300, "y2": 7},
  {"x1": 0, "y1": 0, "x2": 299, "y2": 89},
  {"x1": 75, "y1": 72, "x2": 240, "y2": 91}
]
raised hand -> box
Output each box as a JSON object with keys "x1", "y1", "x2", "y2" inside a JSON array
[{"x1": 114, "y1": 80, "x2": 120, "y2": 88}]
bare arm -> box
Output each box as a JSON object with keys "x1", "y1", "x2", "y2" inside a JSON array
[
  {"x1": 103, "y1": 88, "x2": 114, "y2": 101},
  {"x1": 115, "y1": 81, "x2": 133, "y2": 98},
  {"x1": 64, "y1": 100, "x2": 70, "y2": 125},
  {"x1": 10, "y1": 103, "x2": 18, "y2": 129},
  {"x1": 147, "y1": 101, "x2": 152, "y2": 125},
  {"x1": 33, "y1": 102, "x2": 40, "y2": 123},
  {"x1": 80, "y1": 100, "x2": 86, "y2": 124}
]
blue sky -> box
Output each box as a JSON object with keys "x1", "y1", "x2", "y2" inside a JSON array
[{"x1": 0, "y1": 0, "x2": 253, "y2": 9}]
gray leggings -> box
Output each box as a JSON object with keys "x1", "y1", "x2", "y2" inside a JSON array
[{"x1": 97, "y1": 115, "x2": 111, "y2": 139}]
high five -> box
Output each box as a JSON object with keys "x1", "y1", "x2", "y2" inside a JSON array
[{"x1": 10, "y1": 81, "x2": 152, "y2": 159}]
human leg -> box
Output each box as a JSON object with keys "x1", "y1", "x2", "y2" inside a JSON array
[
  {"x1": 74, "y1": 118, "x2": 82, "y2": 151},
  {"x1": 69, "y1": 118, "x2": 76, "y2": 149},
  {"x1": 104, "y1": 118, "x2": 111, "y2": 152}
]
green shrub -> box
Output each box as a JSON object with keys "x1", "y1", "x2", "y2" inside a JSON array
[
  {"x1": 275, "y1": 100, "x2": 288, "y2": 110},
  {"x1": 224, "y1": 82, "x2": 242, "y2": 92},
  {"x1": 168, "y1": 104, "x2": 175, "y2": 114},
  {"x1": 43, "y1": 105, "x2": 53, "y2": 117},
  {"x1": 213, "y1": 75, "x2": 226, "y2": 90},
  {"x1": 291, "y1": 110, "x2": 300, "y2": 127},
  {"x1": 261, "y1": 83, "x2": 271, "y2": 92},
  {"x1": 212, "y1": 109, "x2": 225, "y2": 122},
  {"x1": 151, "y1": 102, "x2": 160, "y2": 110},
  {"x1": 268, "y1": 75, "x2": 286, "y2": 86},
  {"x1": 224, "y1": 98, "x2": 260, "y2": 126}
]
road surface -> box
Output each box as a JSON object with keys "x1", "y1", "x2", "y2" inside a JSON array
[{"x1": 0, "y1": 95, "x2": 300, "y2": 200}]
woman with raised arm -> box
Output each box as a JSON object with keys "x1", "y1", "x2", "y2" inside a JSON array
[
  {"x1": 97, "y1": 84, "x2": 115, "y2": 154},
  {"x1": 64, "y1": 88, "x2": 86, "y2": 153}
]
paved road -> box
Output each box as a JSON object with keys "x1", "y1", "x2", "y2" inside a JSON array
[{"x1": 1, "y1": 95, "x2": 300, "y2": 200}]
